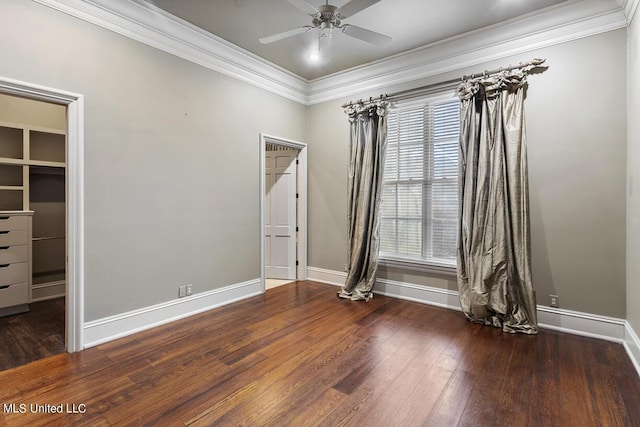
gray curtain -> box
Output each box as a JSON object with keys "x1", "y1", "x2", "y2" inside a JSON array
[
  {"x1": 457, "y1": 72, "x2": 538, "y2": 334},
  {"x1": 339, "y1": 101, "x2": 388, "y2": 301}
]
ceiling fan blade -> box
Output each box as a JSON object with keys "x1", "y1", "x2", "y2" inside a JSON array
[
  {"x1": 341, "y1": 25, "x2": 391, "y2": 45},
  {"x1": 285, "y1": 0, "x2": 319, "y2": 15},
  {"x1": 336, "y1": 0, "x2": 381, "y2": 18},
  {"x1": 259, "y1": 26, "x2": 313, "y2": 44}
]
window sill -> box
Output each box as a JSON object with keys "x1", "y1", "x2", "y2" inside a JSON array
[{"x1": 379, "y1": 256, "x2": 457, "y2": 277}]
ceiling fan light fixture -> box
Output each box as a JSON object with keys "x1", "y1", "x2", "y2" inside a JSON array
[{"x1": 261, "y1": 0, "x2": 391, "y2": 52}]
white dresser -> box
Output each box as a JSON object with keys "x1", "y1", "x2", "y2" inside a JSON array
[{"x1": 0, "y1": 211, "x2": 33, "y2": 317}]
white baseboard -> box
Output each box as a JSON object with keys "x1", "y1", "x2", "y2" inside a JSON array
[
  {"x1": 537, "y1": 306, "x2": 625, "y2": 342},
  {"x1": 83, "y1": 278, "x2": 262, "y2": 348},
  {"x1": 307, "y1": 266, "x2": 632, "y2": 342},
  {"x1": 624, "y1": 321, "x2": 640, "y2": 378},
  {"x1": 374, "y1": 278, "x2": 461, "y2": 312},
  {"x1": 307, "y1": 266, "x2": 347, "y2": 287}
]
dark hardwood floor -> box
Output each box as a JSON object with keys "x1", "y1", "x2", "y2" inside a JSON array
[
  {"x1": 0, "y1": 282, "x2": 638, "y2": 426},
  {"x1": 0, "y1": 297, "x2": 65, "y2": 371}
]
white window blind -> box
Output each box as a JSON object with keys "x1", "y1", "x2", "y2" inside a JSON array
[{"x1": 380, "y1": 95, "x2": 460, "y2": 267}]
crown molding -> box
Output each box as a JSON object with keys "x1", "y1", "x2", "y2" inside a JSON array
[
  {"x1": 306, "y1": 0, "x2": 628, "y2": 104},
  {"x1": 32, "y1": 0, "x2": 309, "y2": 104},
  {"x1": 624, "y1": 0, "x2": 640, "y2": 24},
  {"x1": 32, "y1": 0, "x2": 628, "y2": 106}
]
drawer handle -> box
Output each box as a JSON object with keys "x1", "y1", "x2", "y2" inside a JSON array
[
  {"x1": 0, "y1": 217, "x2": 9, "y2": 221},
  {"x1": 0, "y1": 231, "x2": 8, "y2": 235},
  {"x1": 0, "y1": 285, "x2": 8, "y2": 290},
  {"x1": 0, "y1": 247, "x2": 8, "y2": 250},
  {"x1": 0, "y1": 264, "x2": 9, "y2": 268}
]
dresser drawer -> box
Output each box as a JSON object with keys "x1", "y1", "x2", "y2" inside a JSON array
[
  {"x1": 0, "y1": 262, "x2": 28, "y2": 286},
  {"x1": 0, "y1": 282, "x2": 28, "y2": 308},
  {"x1": 0, "y1": 245, "x2": 28, "y2": 264},
  {"x1": 0, "y1": 230, "x2": 28, "y2": 246},
  {"x1": 0, "y1": 215, "x2": 28, "y2": 231}
]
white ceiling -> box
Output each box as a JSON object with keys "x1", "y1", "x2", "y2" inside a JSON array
[{"x1": 146, "y1": 0, "x2": 570, "y2": 80}]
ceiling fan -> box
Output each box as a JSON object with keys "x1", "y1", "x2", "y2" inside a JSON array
[{"x1": 259, "y1": 0, "x2": 392, "y2": 47}]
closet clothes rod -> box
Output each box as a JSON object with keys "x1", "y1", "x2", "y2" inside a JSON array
[
  {"x1": 341, "y1": 58, "x2": 547, "y2": 108},
  {"x1": 32, "y1": 236, "x2": 65, "y2": 241}
]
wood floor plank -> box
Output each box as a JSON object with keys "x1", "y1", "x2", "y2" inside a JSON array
[
  {"x1": 0, "y1": 298, "x2": 65, "y2": 371},
  {"x1": 383, "y1": 308, "x2": 472, "y2": 427},
  {"x1": 582, "y1": 338, "x2": 634, "y2": 426},
  {"x1": 445, "y1": 326, "x2": 517, "y2": 427},
  {"x1": 523, "y1": 330, "x2": 562, "y2": 425},
  {"x1": 558, "y1": 334, "x2": 601, "y2": 426},
  {"x1": 491, "y1": 333, "x2": 539, "y2": 426},
  {"x1": 322, "y1": 304, "x2": 456, "y2": 426},
  {"x1": 189, "y1": 324, "x2": 366, "y2": 426},
  {"x1": 1, "y1": 281, "x2": 639, "y2": 427}
]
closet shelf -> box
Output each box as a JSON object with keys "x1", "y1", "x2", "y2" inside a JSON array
[
  {"x1": 0, "y1": 157, "x2": 65, "y2": 168},
  {"x1": 0, "y1": 158, "x2": 23, "y2": 166},
  {"x1": 27, "y1": 160, "x2": 65, "y2": 168},
  {"x1": 0, "y1": 186, "x2": 24, "y2": 191},
  {"x1": 32, "y1": 236, "x2": 65, "y2": 242}
]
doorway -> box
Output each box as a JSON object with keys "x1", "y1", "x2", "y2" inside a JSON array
[
  {"x1": 260, "y1": 134, "x2": 307, "y2": 291},
  {"x1": 0, "y1": 76, "x2": 84, "y2": 355},
  {"x1": 0, "y1": 93, "x2": 67, "y2": 370}
]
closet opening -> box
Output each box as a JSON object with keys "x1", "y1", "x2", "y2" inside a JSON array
[{"x1": 0, "y1": 92, "x2": 69, "y2": 370}]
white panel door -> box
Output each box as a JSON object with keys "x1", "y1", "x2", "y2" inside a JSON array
[{"x1": 265, "y1": 151, "x2": 297, "y2": 280}]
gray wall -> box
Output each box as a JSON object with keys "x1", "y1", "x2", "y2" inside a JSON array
[
  {"x1": 307, "y1": 29, "x2": 628, "y2": 318},
  {"x1": 0, "y1": 1, "x2": 631, "y2": 322},
  {"x1": 628, "y1": 15, "x2": 640, "y2": 331},
  {"x1": 0, "y1": 1, "x2": 306, "y2": 321}
]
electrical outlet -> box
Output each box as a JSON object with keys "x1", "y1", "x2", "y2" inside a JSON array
[
  {"x1": 186, "y1": 284, "x2": 192, "y2": 296},
  {"x1": 550, "y1": 294, "x2": 559, "y2": 308},
  {"x1": 178, "y1": 285, "x2": 186, "y2": 298},
  {"x1": 344, "y1": 264, "x2": 349, "y2": 272}
]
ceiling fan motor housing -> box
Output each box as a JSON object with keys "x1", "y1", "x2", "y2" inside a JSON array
[{"x1": 316, "y1": 4, "x2": 342, "y2": 28}]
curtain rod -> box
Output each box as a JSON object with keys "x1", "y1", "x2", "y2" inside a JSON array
[{"x1": 341, "y1": 58, "x2": 546, "y2": 108}]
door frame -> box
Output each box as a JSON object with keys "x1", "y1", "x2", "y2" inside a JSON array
[
  {"x1": 259, "y1": 134, "x2": 307, "y2": 292},
  {"x1": 0, "y1": 76, "x2": 84, "y2": 352}
]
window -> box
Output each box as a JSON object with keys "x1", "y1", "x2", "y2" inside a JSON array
[{"x1": 379, "y1": 94, "x2": 460, "y2": 269}]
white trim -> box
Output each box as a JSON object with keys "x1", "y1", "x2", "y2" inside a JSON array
[
  {"x1": 31, "y1": 0, "x2": 628, "y2": 106},
  {"x1": 379, "y1": 257, "x2": 456, "y2": 277},
  {"x1": 306, "y1": 5, "x2": 628, "y2": 104},
  {"x1": 307, "y1": 266, "x2": 347, "y2": 287},
  {"x1": 624, "y1": 0, "x2": 640, "y2": 24},
  {"x1": 308, "y1": 267, "x2": 632, "y2": 347},
  {"x1": 32, "y1": 0, "x2": 308, "y2": 104},
  {"x1": 374, "y1": 278, "x2": 461, "y2": 311},
  {"x1": 624, "y1": 321, "x2": 640, "y2": 378},
  {"x1": 66, "y1": 93, "x2": 85, "y2": 352},
  {"x1": 0, "y1": 75, "x2": 84, "y2": 353},
  {"x1": 537, "y1": 306, "x2": 625, "y2": 343},
  {"x1": 83, "y1": 278, "x2": 261, "y2": 348},
  {"x1": 260, "y1": 134, "x2": 308, "y2": 291}
]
